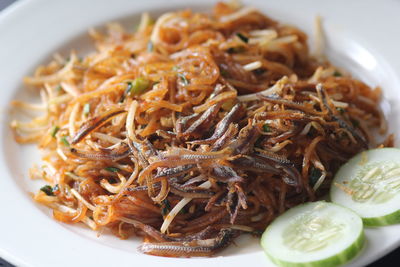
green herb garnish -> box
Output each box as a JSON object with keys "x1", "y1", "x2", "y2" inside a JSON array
[
  {"x1": 56, "y1": 85, "x2": 63, "y2": 92},
  {"x1": 83, "y1": 103, "x2": 90, "y2": 116},
  {"x1": 104, "y1": 167, "x2": 120, "y2": 173},
  {"x1": 220, "y1": 69, "x2": 229, "y2": 77},
  {"x1": 177, "y1": 73, "x2": 189, "y2": 85},
  {"x1": 108, "y1": 177, "x2": 118, "y2": 184},
  {"x1": 336, "y1": 107, "x2": 345, "y2": 114},
  {"x1": 254, "y1": 68, "x2": 266, "y2": 75},
  {"x1": 120, "y1": 78, "x2": 150, "y2": 102},
  {"x1": 333, "y1": 70, "x2": 342, "y2": 77},
  {"x1": 309, "y1": 167, "x2": 322, "y2": 186},
  {"x1": 351, "y1": 119, "x2": 360, "y2": 128},
  {"x1": 236, "y1": 32, "x2": 249, "y2": 43},
  {"x1": 60, "y1": 136, "x2": 70, "y2": 146},
  {"x1": 227, "y1": 46, "x2": 245, "y2": 54},
  {"x1": 161, "y1": 199, "x2": 171, "y2": 216},
  {"x1": 50, "y1": 126, "x2": 60, "y2": 138},
  {"x1": 40, "y1": 185, "x2": 55, "y2": 196},
  {"x1": 131, "y1": 77, "x2": 150, "y2": 95},
  {"x1": 263, "y1": 124, "x2": 271, "y2": 132}
]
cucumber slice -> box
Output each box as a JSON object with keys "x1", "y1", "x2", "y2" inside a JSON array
[
  {"x1": 330, "y1": 148, "x2": 400, "y2": 226},
  {"x1": 261, "y1": 201, "x2": 364, "y2": 267}
]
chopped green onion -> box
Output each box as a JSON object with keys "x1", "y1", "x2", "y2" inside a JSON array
[
  {"x1": 131, "y1": 77, "x2": 150, "y2": 95},
  {"x1": 108, "y1": 177, "x2": 118, "y2": 184},
  {"x1": 227, "y1": 46, "x2": 245, "y2": 54},
  {"x1": 236, "y1": 32, "x2": 249, "y2": 43},
  {"x1": 83, "y1": 103, "x2": 90, "y2": 116},
  {"x1": 254, "y1": 68, "x2": 266, "y2": 75},
  {"x1": 172, "y1": 66, "x2": 180, "y2": 71},
  {"x1": 104, "y1": 167, "x2": 120, "y2": 173},
  {"x1": 351, "y1": 119, "x2": 360, "y2": 128},
  {"x1": 50, "y1": 126, "x2": 60, "y2": 138},
  {"x1": 40, "y1": 185, "x2": 55, "y2": 196},
  {"x1": 309, "y1": 167, "x2": 322, "y2": 186},
  {"x1": 56, "y1": 85, "x2": 63, "y2": 92},
  {"x1": 120, "y1": 78, "x2": 150, "y2": 102},
  {"x1": 333, "y1": 70, "x2": 342, "y2": 77},
  {"x1": 179, "y1": 205, "x2": 188, "y2": 214},
  {"x1": 161, "y1": 199, "x2": 171, "y2": 216},
  {"x1": 337, "y1": 107, "x2": 345, "y2": 114},
  {"x1": 147, "y1": 41, "x2": 154, "y2": 52},
  {"x1": 220, "y1": 69, "x2": 229, "y2": 77},
  {"x1": 177, "y1": 73, "x2": 189, "y2": 85},
  {"x1": 60, "y1": 136, "x2": 70, "y2": 146},
  {"x1": 263, "y1": 124, "x2": 271, "y2": 132}
]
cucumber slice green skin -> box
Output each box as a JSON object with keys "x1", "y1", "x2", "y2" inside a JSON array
[
  {"x1": 261, "y1": 201, "x2": 365, "y2": 267},
  {"x1": 330, "y1": 148, "x2": 400, "y2": 227},
  {"x1": 363, "y1": 209, "x2": 400, "y2": 226},
  {"x1": 262, "y1": 232, "x2": 364, "y2": 267}
]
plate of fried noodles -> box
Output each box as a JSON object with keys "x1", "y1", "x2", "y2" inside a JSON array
[{"x1": 1, "y1": 0, "x2": 400, "y2": 266}]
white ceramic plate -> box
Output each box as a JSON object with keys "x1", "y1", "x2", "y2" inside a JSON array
[{"x1": 1, "y1": 0, "x2": 400, "y2": 266}]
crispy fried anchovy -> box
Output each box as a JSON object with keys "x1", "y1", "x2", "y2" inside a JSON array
[
  {"x1": 266, "y1": 123, "x2": 301, "y2": 144},
  {"x1": 316, "y1": 84, "x2": 368, "y2": 149},
  {"x1": 70, "y1": 142, "x2": 131, "y2": 161},
  {"x1": 126, "y1": 178, "x2": 212, "y2": 199},
  {"x1": 123, "y1": 219, "x2": 218, "y2": 243},
  {"x1": 228, "y1": 153, "x2": 302, "y2": 190},
  {"x1": 182, "y1": 104, "x2": 221, "y2": 138},
  {"x1": 255, "y1": 149, "x2": 303, "y2": 190},
  {"x1": 71, "y1": 108, "x2": 126, "y2": 144},
  {"x1": 228, "y1": 155, "x2": 281, "y2": 175},
  {"x1": 137, "y1": 228, "x2": 238, "y2": 257},
  {"x1": 156, "y1": 130, "x2": 177, "y2": 139},
  {"x1": 229, "y1": 122, "x2": 260, "y2": 154},
  {"x1": 126, "y1": 183, "x2": 161, "y2": 193},
  {"x1": 130, "y1": 139, "x2": 158, "y2": 166},
  {"x1": 257, "y1": 93, "x2": 324, "y2": 116},
  {"x1": 175, "y1": 113, "x2": 199, "y2": 136},
  {"x1": 234, "y1": 183, "x2": 247, "y2": 209},
  {"x1": 209, "y1": 83, "x2": 225, "y2": 99},
  {"x1": 190, "y1": 103, "x2": 244, "y2": 144},
  {"x1": 155, "y1": 164, "x2": 195, "y2": 179},
  {"x1": 226, "y1": 190, "x2": 240, "y2": 224},
  {"x1": 170, "y1": 181, "x2": 214, "y2": 198},
  {"x1": 210, "y1": 164, "x2": 244, "y2": 183},
  {"x1": 211, "y1": 123, "x2": 238, "y2": 151},
  {"x1": 256, "y1": 111, "x2": 328, "y2": 127},
  {"x1": 181, "y1": 175, "x2": 208, "y2": 187}
]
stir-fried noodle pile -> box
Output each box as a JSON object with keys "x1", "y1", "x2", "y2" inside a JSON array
[{"x1": 11, "y1": 2, "x2": 392, "y2": 257}]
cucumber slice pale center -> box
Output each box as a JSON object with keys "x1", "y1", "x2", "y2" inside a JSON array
[
  {"x1": 283, "y1": 211, "x2": 345, "y2": 253},
  {"x1": 344, "y1": 162, "x2": 400, "y2": 204}
]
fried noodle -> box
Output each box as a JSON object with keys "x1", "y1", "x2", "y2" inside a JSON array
[{"x1": 11, "y1": 2, "x2": 392, "y2": 258}]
